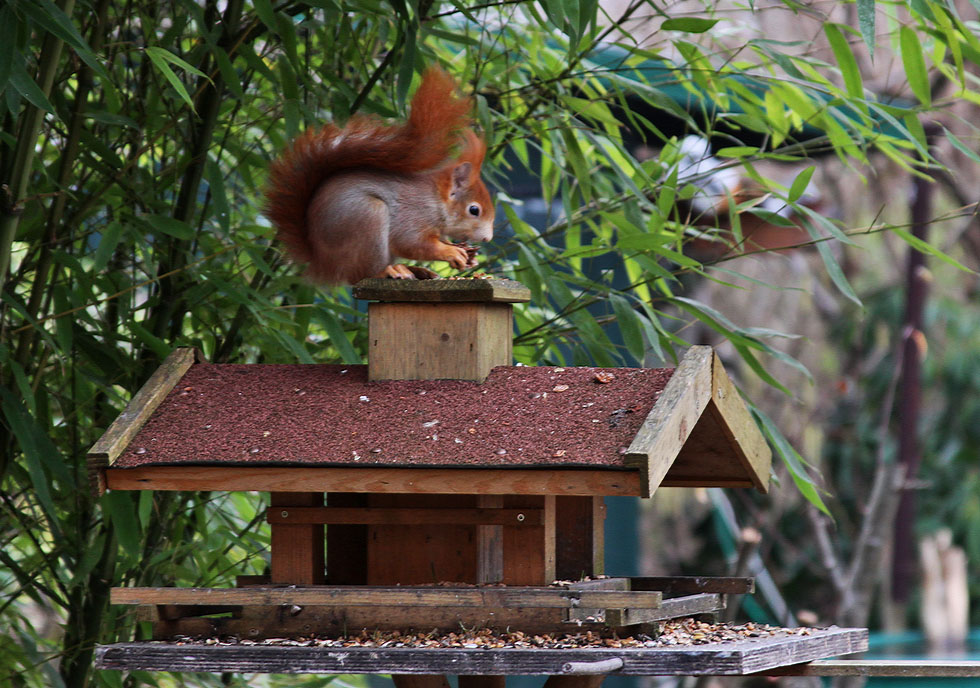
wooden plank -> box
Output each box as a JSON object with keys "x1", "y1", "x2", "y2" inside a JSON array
[
  {"x1": 353, "y1": 277, "x2": 531, "y2": 304},
  {"x1": 270, "y1": 493, "x2": 325, "y2": 585},
  {"x1": 624, "y1": 346, "x2": 713, "y2": 498},
  {"x1": 104, "y1": 465, "x2": 644, "y2": 497},
  {"x1": 477, "y1": 495, "x2": 504, "y2": 584},
  {"x1": 761, "y1": 659, "x2": 980, "y2": 677},
  {"x1": 503, "y1": 495, "x2": 556, "y2": 585},
  {"x1": 268, "y1": 506, "x2": 542, "y2": 526},
  {"x1": 368, "y1": 302, "x2": 513, "y2": 382},
  {"x1": 555, "y1": 497, "x2": 605, "y2": 581},
  {"x1": 565, "y1": 578, "x2": 629, "y2": 624},
  {"x1": 603, "y1": 593, "x2": 725, "y2": 627},
  {"x1": 148, "y1": 605, "x2": 582, "y2": 639},
  {"x1": 630, "y1": 576, "x2": 755, "y2": 595},
  {"x1": 365, "y1": 494, "x2": 478, "y2": 585},
  {"x1": 86, "y1": 347, "x2": 199, "y2": 495},
  {"x1": 94, "y1": 626, "x2": 869, "y2": 674},
  {"x1": 708, "y1": 350, "x2": 771, "y2": 493},
  {"x1": 110, "y1": 586, "x2": 664, "y2": 609}
]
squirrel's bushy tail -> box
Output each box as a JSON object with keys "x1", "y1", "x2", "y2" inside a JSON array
[{"x1": 264, "y1": 67, "x2": 474, "y2": 267}]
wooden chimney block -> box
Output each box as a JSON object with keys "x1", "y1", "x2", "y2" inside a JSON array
[{"x1": 355, "y1": 278, "x2": 530, "y2": 382}]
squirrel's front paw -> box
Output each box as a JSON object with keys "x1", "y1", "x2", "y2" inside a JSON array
[{"x1": 442, "y1": 244, "x2": 472, "y2": 270}]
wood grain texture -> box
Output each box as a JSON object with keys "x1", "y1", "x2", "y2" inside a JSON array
[
  {"x1": 269, "y1": 493, "x2": 325, "y2": 585},
  {"x1": 267, "y1": 505, "x2": 541, "y2": 526},
  {"x1": 624, "y1": 346, "x2": 713, "y2": 498},
  {"x1": 368, "y1": 302, "x2": 512, "y2": 382},
  {"x1": 104, "y1": 466, "x2": 644, "y2": 497},
  {"x1": 86, "y1": 347, "x2": 199, "y2": 495},
  {"x1": 353, "y1": 278, "x2": 531, "y2": 303},
  {"x1": 503, "y1": 495, "x2": 556, "y2": 585},
  {"x1": 630, "y1": 577, "x2": 755, "y2": 595},
  {"x1": 109, "y1": 586, "x2": 664, "y2": 609},
  {"x1": 708, "y1": 350, "x2": 771, "y2": 492},
  {"x1": 603, "y1": 593, "x2": 725, "y2": 627},
  {"x1": 477, "y1": 495, "x2": 504, "y2": 584},
  {"x1": 555, "y1": 497, "x2": 604, "y2": 581},
  {"x1": 365, "y1": 494, "x2": 477, "y2": 585},
  {"x1": 94, "y1": 626, "x2": 868, "y2": 675}
]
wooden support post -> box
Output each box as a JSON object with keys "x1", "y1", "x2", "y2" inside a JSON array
[
  {"x1": 503, "y1": 495, "x2": 556, "y2": 585},
  {"x1": 270, "y1": 492, "x2": 324, "y2": 585},
  {"x1": 392, "y1": 676, "x2": 452, "y2": 688},
  {"x1": 555, "y1": 496, "x2": 605, "y2": 580},
  {"x1": 477, "y1": 495, "x2": 504, "y2": 583},
  {"x1": 459, "y1": 677, "x2": 506, "y2": 688}
]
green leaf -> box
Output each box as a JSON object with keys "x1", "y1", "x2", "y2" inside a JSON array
[
  {"x1": 0, "y1": 5, "x2": 15, "y2": 95},
  {"x1": 900, "y1": 25, "x2": 931, "y2": 107},
  {"x1": 788, "y1": 166, "x2": 816, "y2": 202},
  {"x1": 143, "y1": 214, "x2": 195, "y2": 240},
  {"x1": 891, "y1": 226, "x2": 975, "y2": 273},
  {"x1": 610, "y1": 294, "x2": 646, "y2": 361},
  {"x1": 661, "y1": 17, "x2": 720, "y2": 33},
  {"x1": 857, "y1": 0, "x2": 876, "y2": 57},
  {"x1": 825, "y1": 23, "x2": 865, "y2": 101},
  {"x1": 103, "y1": 491, "x2": 141, "y2": 558},
  {"x1": 9, "y1": 58, "x2": 56, "y2": 114},
  {"x1": 145, "y1": 47, "x2": 201, "y2": 111},
  {"x1": 753, "y1": 406, "x2": 830, "y2": 515}
]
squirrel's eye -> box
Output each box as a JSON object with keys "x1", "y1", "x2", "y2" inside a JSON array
[{"x1": 467, "y1": 203, "x2": 481, "y2": 217}]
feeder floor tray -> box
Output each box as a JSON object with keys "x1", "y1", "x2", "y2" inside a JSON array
[{"x1": 96, "y1": 626, "x2": 868, "y2": 675}]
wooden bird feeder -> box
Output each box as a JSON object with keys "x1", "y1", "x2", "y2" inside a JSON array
[{"x1": 92, "y1": 278, "x2": 868, "y2": 680}]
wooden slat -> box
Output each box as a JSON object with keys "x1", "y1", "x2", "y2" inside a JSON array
[
  {"x1": 104, "y1": 465, "x2": 644, "y2": 496},
  {"x1": 110, "y1": 586, "x2": 664, "y2": 609},
  {"x1": 708, "y1": 350, "x2": 771, "y2": 493},
  {"x1": 555, "y1": 496, "x2": 604, "y2": 581},
  {"x1": 604, "y1": 593, "x2": 725, "y2": 627},
  {"x1": 267, "y1": 506, "x2": 542, "y2": 526},
  {"x1": 624, "y1": 346, "x2": 713, "y2": 498},
  {"x1": 270, "y1": 493, "x2": 324, "y2": 585},
  {"x1": 761, "y1": 659, "x2": 980, "y2": 677},
  {"x1": 353, "y1": 278, "x2": 531, "y2": 304},
  {"x1": 503, "y1": 495, "x2": 556, "y2": 585},
  {"x1": 630, "y1": 576, "x2": 755, "y2": 595},
  {"x1": 477, "y1": 495, "x2": 504, "y2": 584},
  {"x1": 95, "y1": 627, "x2": 869, "y2": 675},
  {"x1": 86, "y1": 347, "x2": 198, "y2": 495}
]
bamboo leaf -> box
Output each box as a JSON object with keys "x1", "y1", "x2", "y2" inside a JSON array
[
  {"x1": 825, "y1": 23, "x2": 865, "y2": 101},
  {"x1": 891, "y1": 226, "x2": 975, "y2": 273},
  {"x1": 788, "y1": 166, "x2": 816, "y2": 202},
  {"x1": 661, "y1": 17, "x2": 719, "y2": 33},
  {"x1": 857, "y1": 0, "x2": 876, "y2": 57},
  {"x1": 144, "y1": 47, "x2": 200, "y2": 111},
  {"x1": 900, "y1": 25, "x2": 931, "y2": 106}
]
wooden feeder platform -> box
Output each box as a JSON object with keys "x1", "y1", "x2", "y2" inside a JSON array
[{"x1": 90, "y1": 278, "x2": 875, "y2": 679}]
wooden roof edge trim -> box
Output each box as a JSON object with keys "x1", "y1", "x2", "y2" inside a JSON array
[
  {"x1": 709, "y1": 350, "x2": 772, "y2": 493},
  {"x1": 103, "y1": 465, "x2": 645, "y2": 497},
  {"x1": 86, "y1": 347, "x2": 201, "y2": 497},
  {"x1": 352, "y1": 277, "x2": 531, "y2": 303},
  {"x1": 623, "y1": 346, "x2": 714, "y2": 498}
]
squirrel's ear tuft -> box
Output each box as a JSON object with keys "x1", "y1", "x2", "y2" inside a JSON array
[
  {"x1": 457, "y1": 129, "x2": 486, "y2": 169},
  {"x1": 450, "y1": 162, "x2": 473, "y2": 196}
]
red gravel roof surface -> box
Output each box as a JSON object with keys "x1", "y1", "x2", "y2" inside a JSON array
[{"x1": 113, "y1": 364, "x2": 673, "y2": 469}]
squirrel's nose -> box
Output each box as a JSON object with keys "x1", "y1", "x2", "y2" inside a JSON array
[{"x1": 472, "y1": 221, "x2": 493, "y2": 243}]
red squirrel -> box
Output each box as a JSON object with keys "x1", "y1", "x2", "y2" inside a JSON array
[{"x1": 264, "y1": 67, "x2": 494, "y2": 284}]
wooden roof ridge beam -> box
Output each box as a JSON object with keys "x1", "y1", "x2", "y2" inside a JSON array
[
  {"x1": 623, "y1": 346, "x2": 771, "y2": 498},
  {"x1": 87, "y1": 347, "x2": 202, "y2": 497}
]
